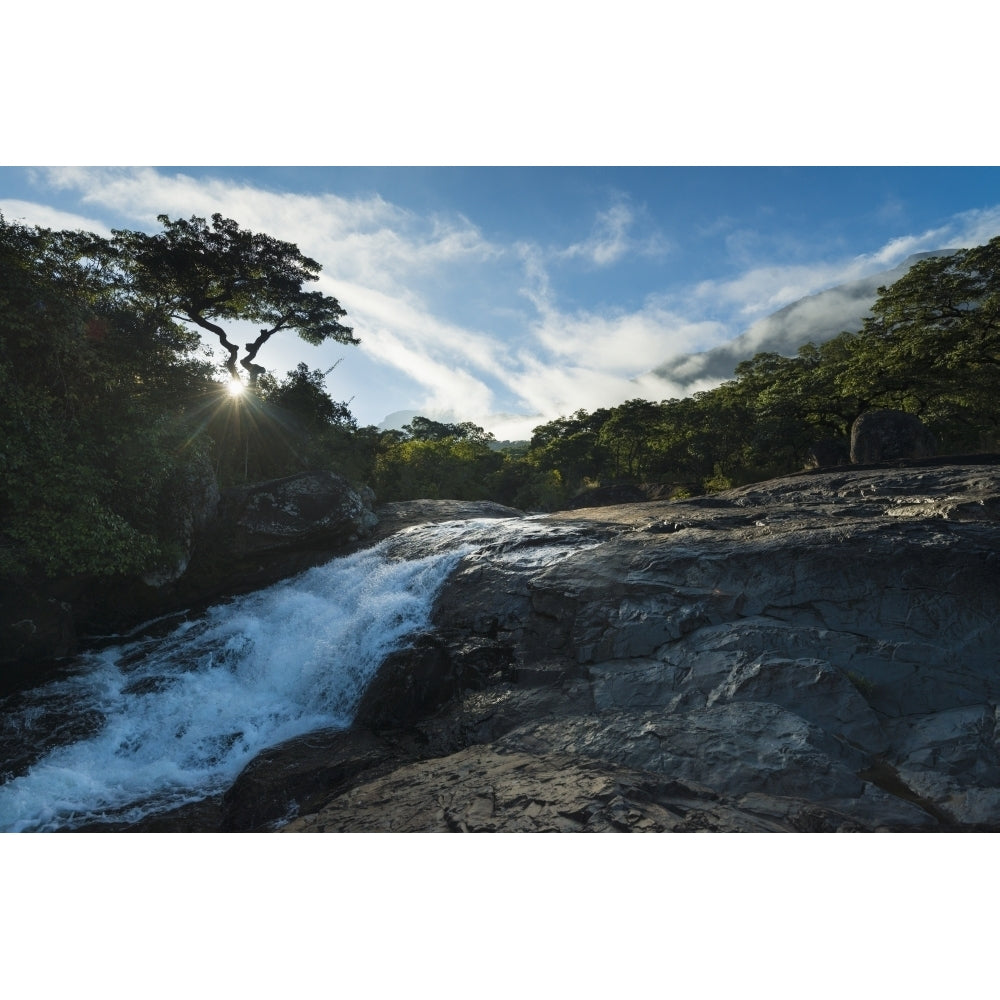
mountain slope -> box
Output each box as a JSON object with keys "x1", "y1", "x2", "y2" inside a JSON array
[{"x1": 646, "y1": 251, "x2": 951, "y2": 389}]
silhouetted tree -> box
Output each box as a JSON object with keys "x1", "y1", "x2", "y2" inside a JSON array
[{"x1": 108, "y1": 213, "x2": 357, "y2": 387}]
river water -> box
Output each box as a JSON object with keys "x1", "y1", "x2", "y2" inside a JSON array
[{"x1": 0, "y1": 517, "x2": 596, "y2": 832}]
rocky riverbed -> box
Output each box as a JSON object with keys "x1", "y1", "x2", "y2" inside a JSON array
[{"x1": 178, "y1": 457, "x2": 999, "y2": 833}]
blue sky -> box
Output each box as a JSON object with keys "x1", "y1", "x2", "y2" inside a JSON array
[{"x1": 4, "y1": 166, "x2": 999, "y2": 438}]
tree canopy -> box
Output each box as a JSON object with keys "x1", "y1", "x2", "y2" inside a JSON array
[
  {"x1": 1, "y1": 214, "x2": 214, "y2": 578},
  {"x1": 1, "y1": 212, "x2": 360, "y2": 584},
  {"x1": 108, "y1": 213, "x2": 358, "y2": 386}
]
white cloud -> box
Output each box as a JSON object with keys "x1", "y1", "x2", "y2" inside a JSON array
[
  {"x1": 949, "y1": 205, "x2": 1000, "y2": 248},
  {"x1": 38, "y1": 167, "x2": 499, "y2": 299},
  {"x1": 864, "y1": 227, "x2": 951, "y2": 267},
  {"x1": 504, "y1": 356, "x2": 639, "y2": 419},
  {"x1": 359, "y1": 325, "x2": 497, "y2": 419},
  {"x1": 692, "y1": 262, "x2": 844, "y2": 317},
  {"x1": 557, "y1": 198, "x2": 669, "y2": 268},
  {"x1": 689, "y1": 219, "x2": 978, "y2": 324},
  {"x1": 530, "y1": 304, "x2": 726, "y2": 376},
  {"x1": 0, "y1": 199, "x2": 112, "y2": 235},
  {"x1": 561, "y1": 202, "x2": 633, "y2": 266},
  {"x1": 331, "y1": 278, "x2": 514, "y2": 380}
]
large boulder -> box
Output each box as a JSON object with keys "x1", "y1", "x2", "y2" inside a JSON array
[
  {"x1": 850, "y1": 409, "x2": 936, "y2": 464},
  {"x1": 221, "y1": 471, "x2": 377, "y2": 557},
  {"x1": 148, "y1": 471, "x2": 380, "y2": 612}
]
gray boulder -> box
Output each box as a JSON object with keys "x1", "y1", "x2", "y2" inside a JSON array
[
  {"x1": 147, "y1": 471, "x2": 382, "y2": 611},
  {"x1": 221, "y1": 471, "x2": 378, "y2": 557},
  {"x1": 850, "y1": 409, "x2": 936, "y2": 464}
]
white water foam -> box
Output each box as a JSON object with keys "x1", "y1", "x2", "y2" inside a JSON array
[{"x1": 0, "y1": 516, "x2": 598, "y2": 832}]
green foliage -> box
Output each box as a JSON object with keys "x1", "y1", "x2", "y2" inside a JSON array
[
  {"x1": 510, "y1": 239, "x2": 1000, "y2": 499},
  {"x1": 197, "y1": 364, "x2": 362, "y2": 489},
  {"x1": 402, "y1": 415, "x2": 495, "y2": 444},
  {"x1": 0, "y1": 214, "x2": 217, "y2": 580},
  {"x1": 526, "y1": 408, "x2": 611, "y2": 496},
  {"x1": 373, "y1": 419, "x2": 502, "y2": 501},
  {"x1": 108, "y1": 213, "x2": 358, "y2": 385},
  {"x1": 836, "y1": 241, "x2": 1000, "y2": 450},
  {"x1": 261, "y1": 362, "x2": 356, "y2": 432},
  {"x1": 1, "y1": 212, "x2": 360, "y2": 584},
  {"x1": 598, "y1": 399, "x2": 669, "y2": 480}
]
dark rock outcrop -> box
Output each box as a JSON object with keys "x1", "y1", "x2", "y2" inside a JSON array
[
  {"x1": 354, "y1": 633, "x2": 517, "y2": 732},
  {"x1": 0, "y1": 588, "x2": 75, "y2": 667},
  {"x1": 247, "y1": 460, "x2": 1000, "y2": 833},
  {"x1": 162, "y1": 471, "x2": 377, "y2": 600},
  {"x1": 219, "y1": 470, "x2": 377, "y2": 558},
  {"x1": 155, "y1": 470, "x2": 381, "y2": 615},
  {"x1": 567, "y1": 483, "x2": 698, "y2": 509},
  {"x1": 850, "y1": 409, "x2": 937, "y2": 464},
  {"x1": 568, "y1": 484, "x2": 647, "y2": 508},
  {"x1": 362, "y1": 499, "x2": 525, "y2": 544}
]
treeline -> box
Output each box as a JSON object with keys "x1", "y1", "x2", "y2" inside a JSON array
[
  {"x1": 4, "y1": 210, "x2": 1000, "y2": 591},
  {"x1": 371, "y1": 240, "x2": 1000, "y2": 509}
]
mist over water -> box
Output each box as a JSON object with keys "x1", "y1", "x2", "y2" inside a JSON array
[{"x1": 0, "y1": 517, "x2": 596, "y2": 832}]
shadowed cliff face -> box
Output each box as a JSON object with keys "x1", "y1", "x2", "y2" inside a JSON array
[{"x1": 269, "y1": 462, "x2": 1000, "y2": 832}]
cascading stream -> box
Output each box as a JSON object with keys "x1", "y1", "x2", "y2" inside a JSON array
[{"x1": 0, "y1": 516, "x2": 596, "y2": 832}]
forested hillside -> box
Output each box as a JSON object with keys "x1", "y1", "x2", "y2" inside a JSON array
[{"x1": 400, "y1": 239, "x2": 1000, "y2": 509}]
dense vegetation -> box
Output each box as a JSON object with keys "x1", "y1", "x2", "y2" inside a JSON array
[
  {"x1": 3, "y1": 211, "x2": 999, "y2": 596},
  {"x1": 0, "y1": 213, "x2": 356, "y2": 583},
  {"x1": 504, "y1": 240, "x2": 1000, "y2": 505}
]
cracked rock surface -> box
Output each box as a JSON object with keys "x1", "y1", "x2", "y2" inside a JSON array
[{"x1": 242, "y1": 460, "x2": 1000, "y2": 832}]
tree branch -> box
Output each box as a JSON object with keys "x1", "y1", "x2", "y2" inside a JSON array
[
  {"x1": 186, "y1": 312, "x2": 241, "y2": 379},
  {"x1": 240, "y1": 313, "x2": 295, "y2": 385}
]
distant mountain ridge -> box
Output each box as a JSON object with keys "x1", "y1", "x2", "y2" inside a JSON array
[{"x1": 645, "y1": 251, "x2": 954, "y2": 391}]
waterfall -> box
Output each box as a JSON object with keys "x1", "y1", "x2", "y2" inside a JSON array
[{"x1": 0, "y1": 516, "x2": 595, "y2": 832}]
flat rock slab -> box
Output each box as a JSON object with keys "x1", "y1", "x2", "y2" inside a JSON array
[{"x1": 242, "y1": 461, "x2": 1000, "y2": 832}]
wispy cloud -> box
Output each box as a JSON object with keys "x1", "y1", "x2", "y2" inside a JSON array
[
  {"x1": 949, "y1": 205, "x2": 1000, "y2": 248},
  {"x1": 560, "y1": 202, "x2": 631, "y2": 267},
  {"x1": 37, "y1": 167, "x2": 500, "y2": 299},
  {"x1": 0, "y1": 198, "x2": 111, "y2": 235},
  {"x1": 529, "y1": 304, "x2": 726, "y2": 376},
  {"x1": 688, "y1": 220, "x2": 967, "y2": 323},
  {"x1": 557, "y1": 198, "x2": 669, "y2": 268}
]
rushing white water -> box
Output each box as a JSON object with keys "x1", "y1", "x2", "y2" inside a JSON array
[{"x1": 0, "y1": 516, "x2": 597, "y2": 832}]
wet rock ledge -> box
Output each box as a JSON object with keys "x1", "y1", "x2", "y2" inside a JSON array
[{"x1": 187, "y1": 460, "x2": 1000, "y2": 831}]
